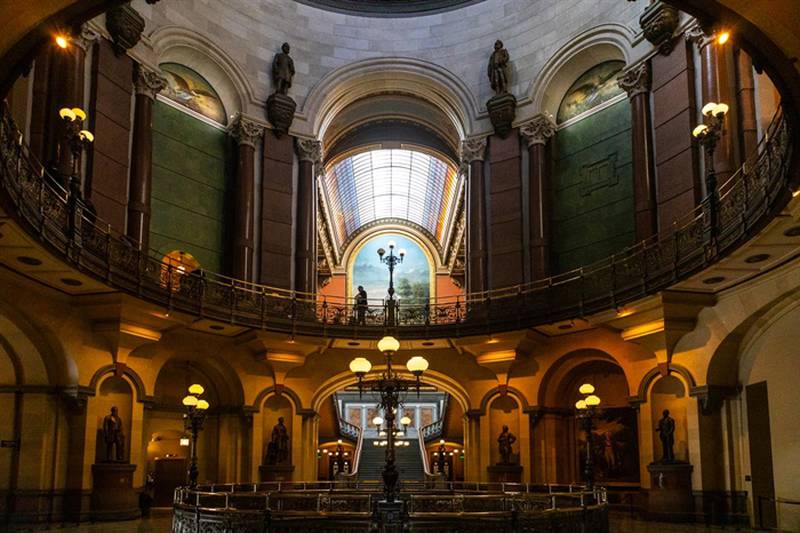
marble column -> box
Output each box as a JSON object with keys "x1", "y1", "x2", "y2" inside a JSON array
[
  {"x1": 228, "y1": 114, "x2": 264, "y2": 282},
  {"x1": 735, "y1": 50, "x2": 759, "y2": 158},
  {"x1": 519, "y1": 114, "x2": 556, "y2": 281},
  {"x1": 294, "y1": 138, "x2": 321, "y2": 294},
  {"x1": 619, "y1": 62, "x2": 658, "y2": 241},
  {"x1": 126, "y1": 65, "x2": 166, "y2": 251},
  {"x1": 462, "y1": 138, "x2": 488, "y2": 295},
  {"x1": 688, "y1": 23, "x2": 739, "y2": 185}
]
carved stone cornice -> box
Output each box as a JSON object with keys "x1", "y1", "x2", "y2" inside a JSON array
[
  {"x1": 228, "y1": 114, "x2": 265, "y2": 148},
  {"x1": 460, "y1": 137, "x2": 487, "y2": 164},
  {"x1": 519, "y1": 113, "x2": 556, "y2": 146},
  {"x1": 685, "y1": 21, "x2": 714, "y2": 50},
  {"x1": 617, "y1": 63, "x2": 651, "y2": 99},
  {"x1": 105, "y1": 3, "x2": 145, "y2": 56},
  {"x1": 639, "y1": 1, "x2": 679, "y2": 55},
  {"x1": 134, "y1": 64, "x2": 167, "y2": 100},
  {"x1": 296, "y1": 138, "x2": 322, "y2": 164}
]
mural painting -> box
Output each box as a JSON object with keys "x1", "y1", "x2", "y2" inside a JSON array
[
  {"x1": 351, "y1": 234, "x2": 431, "y2": 305},
  {"x1": 160, "y1": 62, "x2": 227, "y2": 124},
  {"x1": 557, "y1": 60, "x2": 625, "y2": 123},
  {"x1": 577, "y1": 407, "x2": 640, "y2": 483}
]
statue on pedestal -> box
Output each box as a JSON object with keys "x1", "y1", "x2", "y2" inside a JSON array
[
  {"x1": 487, "y1": 40, "x2": 511, "y2": 95},
  {"x1": 656, "y1": 409, "x2": 675, "y2": 463},
  {"x1": 102, "y1": 406, "x2": 126, "y2": 462},
  {"x1": 497, "y1": 425, "x2": 517, "y2": 465},
  {"x1": 265, "y1": 417, "x2": 290, "y2": 465},
  {"x1": 272, "y1": 42, "x2": 295, "y2": 96},
  {"x1": 266, "y1": 42, "x2": 297, "y2": 136},
  {"x1": 485, "y1": 39, "x2": 517, "y2": 137}
]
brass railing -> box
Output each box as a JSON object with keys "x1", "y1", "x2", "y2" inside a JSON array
[{"x1": 0, "y1": 105, "x2": 792, "y2": 339}]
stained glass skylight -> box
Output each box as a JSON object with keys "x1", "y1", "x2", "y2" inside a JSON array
[{"x1": 322, "y1": 149, "x2": 459, "y2": 249}]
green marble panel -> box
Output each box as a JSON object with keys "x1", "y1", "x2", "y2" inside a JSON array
[
  {"x1": 150, "y1": 100, "x2": 229, "y2": 273},
  {"x1": 552, "y1": 100, "x2": 635, "y2": 273}
]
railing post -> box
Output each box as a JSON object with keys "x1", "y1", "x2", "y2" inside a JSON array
[
  {"x1": 105, "y1": 224, "x2": 112, "y2": 281},
  {"x1": 229, "y1": 278, "x2": 236, "y2": 324},
  {"x1": 260, "y1": 287, "x2": 267, "y2": 329}
]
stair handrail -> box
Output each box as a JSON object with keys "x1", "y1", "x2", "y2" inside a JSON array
[
  {"x1": 332, "y1": 393, "x2": 360, "y2": 442},
  {"x1": 338, "y1": 424, "x2": 364, "y2": 482}
]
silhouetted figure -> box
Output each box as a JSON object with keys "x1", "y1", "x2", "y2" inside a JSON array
[
  {"x1": 498, "y1": 424, "x2": 517, "y2": 465},
  {"x1": 656, "y1": 409, "x2": 676, "y2": 463},
  {"x1": 102, "y1": 406, "x2": 125, "y2": 462},
  {"x1": 355, "y1": 285, "x2": 368, "y2": 325}
]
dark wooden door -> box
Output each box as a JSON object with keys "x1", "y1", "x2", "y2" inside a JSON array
[{"x1": 746, "y1": 381, "x2": 776, "y2": 528}]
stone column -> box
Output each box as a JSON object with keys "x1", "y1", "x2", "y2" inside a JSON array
[
  {"x1": 294, "y1": 138, "x2": 321, "y2": 294},
  {"x1": 126, "y1": 65, "x2": 166, "y2": 251},
  {"x1": 520, "y1": 114, "x2": 556, "y2": 281},
  {"x1": 619, "y1": 63, "x2": 658, "y2": 241},
  {"x1": 228, "y1": 114, "x2": 264, "y2": 282},
  {"x1": 462, "y1": 138, "x2": 488, "y2": 295},
  {"x1": 688, "y1": 23, "x2": 739, "y2": 185},
  {"x1": 735, "y1": 50, "x2": 759, "y2": 158}
]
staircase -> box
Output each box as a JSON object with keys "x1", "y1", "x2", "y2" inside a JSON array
[{"x1": 357, "y1": 442, "x2": 424, "y2": 481}]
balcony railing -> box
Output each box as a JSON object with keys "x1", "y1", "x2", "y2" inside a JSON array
[{"x1": 0, "y1": 105, "x2": 792, "y2": 339}]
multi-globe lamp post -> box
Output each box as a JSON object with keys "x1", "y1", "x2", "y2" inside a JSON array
[
  {"x1": 349, "y1": 335, "x2": 429, "y2": 502},
  {"x1": 692, "y1": 101, "x2": 729, "y2": 255},
  {"x1": 574, "y1": 383, "x2": 601, "y2": 490},
  {"x1": 377, "y1": 240, "x2": 406, "y2": 326},
  {"x1": 182, "y1": 384, "x2": 210, "y2": 488}
]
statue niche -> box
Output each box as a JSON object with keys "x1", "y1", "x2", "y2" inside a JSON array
[{"x1": 259, "y1": 396, "x2": 295, "y2": 482}]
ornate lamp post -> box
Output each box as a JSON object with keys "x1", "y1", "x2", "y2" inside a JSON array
[
  {"x1": 575, "y1": 383, "x2": 601, "y2": 490},
  {"x1": 58, "y1": 107, "x2": 94, "y2": 196},
  {"x1": 348, "y1": 335, "x2": 428, "y2": 504},
  {"x1": 182, "y1": 384, "x2": 210, "y2": 488},
  {"x1": 692, "y1": 101, "x2": 729, "y2": 256},
  {"x1": 377, "y1": 241, "x2": 406, "y2": 326}
]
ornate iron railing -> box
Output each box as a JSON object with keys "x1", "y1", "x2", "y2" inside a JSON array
[{"x1": 0, "y1": 105, "x2": 792, "y2": 339}]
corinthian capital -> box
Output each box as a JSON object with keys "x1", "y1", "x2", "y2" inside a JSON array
[
  {"x1": 617, "y1": 63, "x2": 651, "y2": 99},
  {"x1": 228, "y1": 114, "x2": 265, "y2": 148},
  {"x1": 685, "y1": 21, "x2": 714, "y2": 50},
  {"x1": 134, "y1": 64, "x2": 168, "y2": 99},
  {"x1": 519, "y1": 113, "x2": 556, "y2": 146},
  {"x1": 460, "y1": 137, "x2": 487, "y2": 164},
  {"x1": 296, "y1": 138, "x2": 322, "y2": 164}
]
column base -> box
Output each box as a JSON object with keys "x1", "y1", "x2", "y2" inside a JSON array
[
  {"x1": 487, "y1": 464, "x2": 523, "y2": 483},
  {"x1": 91, "y1": 463, "x2": 140, "y2": 521}
]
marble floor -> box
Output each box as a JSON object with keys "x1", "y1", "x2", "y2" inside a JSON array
[{"x1": 3, "y1": 513, "x2": 756, "y2": 532}]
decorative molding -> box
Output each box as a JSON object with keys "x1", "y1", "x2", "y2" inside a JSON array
[
  {"x1": 228, "y1": 113, "x2": 265, "y2": 148},
  {"x1": 296, "y1": 138, "x2": 322, "y2": 164},
  {"x1": 460, "y1": 137, "x2": 487, "y2": 164},
  {"x1": 639, "y1": 1, "x2": 680, "y2": 55},
  {"x1": 685, "y1": 21, "x2": 714, "y2": 50},
  {"x1": 519, "y1": 113, "x2": 556, "y2": 146},
  {"x1": 617, "y1": 63, "x2": 651, "y2": 99},
  {"x1": 105, "y1": 3, "x2": 145, "y2": 56},
  {"x1": 74, "y1": 25, "x2": 100, "y2": 52},
  {"x1": 133, "y1": 64, "x2": 167, "y2": 100}
]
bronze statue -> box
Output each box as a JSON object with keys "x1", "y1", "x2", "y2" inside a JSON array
[
  {"x1": 498, "y1": 424, "x2": 516, "y2": 465},
  {"x1": 266, "y1": 416, "x2": 290, "y2": 465},
  {"x1": 102, "y1": 406, "x2": 125, "y2": 462},
  {"x1": 272, "y1": 42, "x2": 295, "y2": 96},
  {"x1": 488, "y1": 40, "x2": 511, "y2": 95},
  {"x1": 656, "y1": 409, "x2": 675, "y2": 463}
]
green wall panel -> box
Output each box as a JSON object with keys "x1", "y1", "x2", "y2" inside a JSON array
[
  {"x1": 150, "y1": 101, "x2": 229, "y2": 272},
  {"x1": 552, "y1": 99, "x2": 634, "y2": 273}
]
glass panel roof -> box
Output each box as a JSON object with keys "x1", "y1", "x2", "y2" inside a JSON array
[{"x1": 323, "y1": 149, "x2": 459, "y2": 248}]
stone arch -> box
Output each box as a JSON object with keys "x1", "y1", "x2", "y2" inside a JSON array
[
  {"x1": 88, "y1": 364, "x2": 148, "y2": 402},
  {"x1": 537, "y1": 348, "x2": 627, "y2": 407},
  {"x1": 477, "y1": 385, "x2": 530, "y2": 416},
  {"x1": 528, "y1": 23, "x2": 634, "y2": 119},
  {"x1": 302, "y1": 57, "x2": 478, "y2": 140},
  {"x1": 152, "y1": 355, "x2": 245, "y2": 408},
  {"x1": 251, "y1": 385, "x2": 308, "y2": 416},
  {"x1": 149, "y1": 25, "x2": 259, "y2": 118},
  {"x1": 310, "y1": 367, "x2": 471, "y2": 415},
  {"x1": 633, "y1": 364, "x2": 697, "y2": 405}
]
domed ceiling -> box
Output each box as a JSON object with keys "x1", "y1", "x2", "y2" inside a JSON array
[{"x1": 294, "y1": 0, "x2": 485, "y2": 16}]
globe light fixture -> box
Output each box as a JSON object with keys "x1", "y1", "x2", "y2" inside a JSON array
[
  {"x1": 188, "y1": 384, "x2": 205, "y2": 395},
  {"x1": 373, "y1": 416, "x2": 384, "y2": 426},
  {"x1": 578, "y1": 383, "x2": 595, "y2": 395},
  {"x1": 377, "y1": 336, "x2": 400, "y2": 353},
  {"x1": 400, "y1": 416, "x2": 412, "y2": 427},
  {"x1": 585, "y1": 395, "x2": 601, "y2": 407}
]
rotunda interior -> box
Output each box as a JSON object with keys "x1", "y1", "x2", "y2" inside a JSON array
[{"x1": 0, "y1": 0, "x2": 799, "y2": 531}]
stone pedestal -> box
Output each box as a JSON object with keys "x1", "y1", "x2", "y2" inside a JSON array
[
  {"x1": 266, "y1": 93, "x2": 296, "y2": 136},
  {"x1": 486, "y1": 93, "x2": 517, "y2": 138},
  {"x1": 487, "y1": 464, "x2": 522, "y2": 483},
  {"x1": 647, "y1": 462, "x2": 694, "y2": 521},
  {"x1": 376, "y1": 500, "x2": 404, "y2": 533},
  {"x1": 259, "y1": 464, "x2": 295, "y2": 482},
  {"x1": 91, "y1": 463, "x2": 140, "y2": 521}
]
